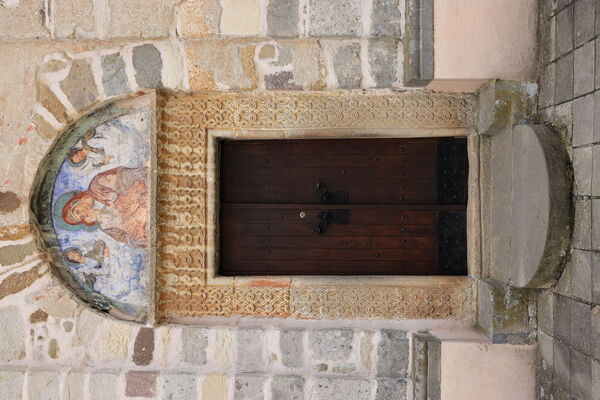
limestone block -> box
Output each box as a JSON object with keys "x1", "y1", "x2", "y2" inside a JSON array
[
  {"x1": 371, "y1": 0, "x2": 402, "y2": 37},
  {"x1": 132, "y1": 44, "x2": 163, "y2": 89},
  {"x1": 64, "y1": 371, "x2": 85, "y2": 400},
  {"x1": 220, "y1": 0, "x2": 260, "y2": 36},
  {"x1": 376, "y1": 330, "x2": 409, "y2": 378},
  {"x1": 125, "y1": 371, "x2": 158, "y2": 397},
  {"x1": 271, "y1": 375, "x2": 304, "y2": 400},
  {"x1": 89, "y1": 372, "x2": 118, "y2": 400},
  {"x1": 74, "y1": 309, "x2": 104, "y2": 347},
  {"x1": 236, "y1": 328, "x2": 265, "y2": 373},
  {"x1": 368, "y1": 38, "x2": 399, "y2": 87},
  {"x1": 163, "y1": 373, "x2": 197, "y2": 400},
  {"x1": 96, "y1": 322, "x2": 132, "y2": 362},
  {"x1": 107, "y1": 0, "x2": 176, "y2": 38},
  {"x1": 0, "y1": 369, "x2": 24, "y2": 400},
  {"x1": 181, "y1": 327, "x2": 208, "y2": 365},
  {"x1": 258, "y1": 41, "x2": 325, "y2": 90},
  {"x1": 179, "y1": 0, "x2": 221, "y2": 37},
  {"x1": 267, "y1": 0, "x2": 299, "y2": 37},
  {"x1": 101, "y1": 53, "x2": 129, "y2": 97},
  {"x1": 308, "y1": 0, "x2": 362, "y2": 37},
  {"x1": 53, "y1": 0, "x2": 94, "y2": 38},
  {"x1": 233, "y1": 375, "x2": 266, "y2": 400},
  {"x1": 60, "y1": 59, "x2": 99, "y2": 113},
  {"x1": 332, "y1": 43, "x2": 361, "y2": 88},
  {"x1": 28, "y1": 370, "x2": 59, "y2": 400},
  {"x1": 376, "y1": 379, "x2": 407, "y2": 400},
  {"x1": 280, "y1": 329, "x2": 304, "y2": 368},
  {"x1": 0, "y1": 306, "x2": 25, "y2": 362},
  {"x1": 0, "y1": 0, "x2": 49, "y2": 39},
  {"x1": 310, "y1": 377, "x2": 370, "y2": 400},
  {"x1": 310, "y1": 329, "x2": 354, "y2": 362},
  {"x1": 202, "y1": 374, "x2": 228, "y2": 400},
  {"x1": 186, "y1": 41, "x2": 256, "y2": 90},
  {"x1": 0, "y1": 241, "x2": 36, "y2": 267}
]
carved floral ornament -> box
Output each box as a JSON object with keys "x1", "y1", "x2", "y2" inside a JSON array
[{"x1": 30, "y1": 89, "x2": 477, "y2": 325}]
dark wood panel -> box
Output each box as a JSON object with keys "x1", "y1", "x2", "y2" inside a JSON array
[
  {"x1": 221, "y1": 247, "x2": 434, "y2": 261},
  {"x1": 221, "y1": 153, "x2": 436, "y2": 168},
  {"x1": 222, "y1": 235, "x2": 436, "y2": 249},
  {"x1": 220, "y1": 260, "x2": 437, "y2": 275},
  {"x1": 222, "y1": 166, "x2": 437, "y2": 181},
  {"x1": 221, "y1": 222, "x2": 437, "y2": 236}
]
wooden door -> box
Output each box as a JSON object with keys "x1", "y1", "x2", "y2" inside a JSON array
[{"x1": 219, "y1": 138, "x2": 468, "y2": 276}]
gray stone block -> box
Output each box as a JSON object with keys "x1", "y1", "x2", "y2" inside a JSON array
[
  {"x1": 553, "y1": 339, "x2": 571, "y2": 399},
  {"x1": 376, "y1": 378, "x2": 406, "y2": 400},
  {"x1": 271, "y1": 376, "x2": 304, "y2": 400},
  {"x1": 310, "y1": 329, "x2": 354, "y2": 361},
  {"x1": 181, "y1": 327, "x2": 208, "y2": 366},
  {"x1": 540, "y1": 63, "x2": 556, "y2": 109},
  {"x1": 280, "y1": 329, "x2": 304, "y2": 368},
  {"x1": 556, "y1": 5, "x2": 574, "y2": 56},
  {"x1": 0, "y1": 370, "x2": 23, "y2": 400},
  {"x1": 573, "y1": 94, "x2": 594, "y2": 146},
  {"x1": 163, "y1": 373, "x2": 197, "y2": 400},
  {"x1": 570, "y1": 300, "x2": 592, "y2": 354},
  {"x1": 311, "y1": 377, "x2": 370, "y2": 400},
  {"x1": 267, "y1": 0, "x2": 299, "y2": 37},
  {"x1": 89, "y1": 372, "x2": 118, "y2": 400},
  {"x1": 557, "y1": 0, "x2": 571, "y2": 10},
  {"x1": 377, "y1": 330, "x2": 409, "y2": 378},
  {"x1": 574, "y1": 41, "x2": 595, "y2": 96},
  {"x1": 371, "y1": 0, "x2": 402, "y2": 37},
  {"x1": 308, "y1": 0, "x2": 361, "y2": 37},
  {"x1": 571, "y1": 249, "x2": 592, "y2": 302},
  {"x1": 592, "y1": 146, "x2": 600, "y2": 195},
  {"x1": 573, "y1": 198, "x2": 591, "y2": 249},
  {"x1": 132, "y1": 44, "x2": 162, "y2": 89},
  {"x1": 593, "y1": 255, "x2": 600, "y2": 304},
  {"x1": 60, "y1": 59, "x2": 98, "y2": 112},
  {"x1": 233, "y1": 375, "x2": 265, "y2": 400},
  {"x1": 554, "y1": 294, "x2": 572, "y2": 342},
  {"x1": 592, "y1": 358, "x2": 600, "y2": 400},
  {"x1": 573, "y1": 149, "x2": 592, "y2": 196},
  {"x1": 555, "y1": 53, "x2": 574, "y2": 103},
  {"x1": 368, "y1": 39, "x2": 398, "y2": 87},
  {"x1": 537, "y1": 291, "x2": 555, "y2": 335},
  {"x1": 595, "y1": 39, "x2": 600, "y2": 89},
  {"x1": 592, "y1": 306, "x2": 600, "y2": 360},
  {"x1": 237, "y1": 329, "x2": 266, "y2": 373},
  {"x1": 265, "y1": 71, "x2": 302, "y2": 90},
  {"x1": 101, "y1": 53, "x2": 129, "y2": 97},
  {"x1": 332, "y1": 43, "x2": 361, "y2": 89},
  {"x1": 592, "y1": 199, "x2": 600, "y2": 250},
  {"x1": 570, "y1": 349, "x2": 591, "y2": 400},
  {"x1": 574, "y1": 0, "x2": 595, "y2": 46},
  {"x1": 0, "y1": 306, "x2": 24, "y2": 362},
  {"x1": 538, "y1": 331, "x2": 554, "y2": 398}
]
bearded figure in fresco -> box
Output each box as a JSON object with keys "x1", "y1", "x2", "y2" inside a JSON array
[{"x1": 54, "y1": 166, "x2": 148, "y2": 248}]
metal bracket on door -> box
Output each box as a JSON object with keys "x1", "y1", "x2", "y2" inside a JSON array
[{"x1": 313, "y1": 209, "x2": 349, "y2": 234}]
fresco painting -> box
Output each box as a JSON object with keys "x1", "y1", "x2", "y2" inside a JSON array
[{"x1": 31, "y1": 95, "x2": 155, "y2": 322}]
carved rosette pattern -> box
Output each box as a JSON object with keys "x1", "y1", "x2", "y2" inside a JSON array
[{"x1": 156, "y1": 91, "x2": 476, "y2": 322}]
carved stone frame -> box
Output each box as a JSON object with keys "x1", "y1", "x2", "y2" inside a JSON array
[{"x1": 157, "y1": 90, "x2": 479, "y2": 323}]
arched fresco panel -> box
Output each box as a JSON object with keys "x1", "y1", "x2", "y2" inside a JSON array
[{"x1": 30, "y1": 92, "x2": 156, "y2": 323}]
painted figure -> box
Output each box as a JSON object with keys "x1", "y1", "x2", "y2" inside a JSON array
[
  {"x1": 54, "y1": 166, "x2": 148, "y2": 248},
  {"x1": 64, "y1": 240, "x2": 111, "y2": 290}
]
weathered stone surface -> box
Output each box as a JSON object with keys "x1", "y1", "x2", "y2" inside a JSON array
[
  {"x1": 36, "y1": 83, "x2": 69, "y2": 124},
  {"x1": 570, "y1": 349, "x2": 591, "y2": 400},
  {"x1": 376, "y1": 379, "x2": 406, "y2": 400},
  {"x1": 60, "y1": 59, "x2": 98, "y2": 112},
  {"x1": 267, "y1": 0, "x2": 299, "y2": 37},
  {"x1": 555, "y1": 53, "x2": 574, "y2": 104},
  {"x1": 280, "y1": 329, "x2": 304, "y2": 368},
  {"x1": 371, "y1": 0, "x2": 402, "y2": 37},
  {"x1": 125, "y1": 371, "x2": 158, "y2": 397},
  {"x1": 573, "y1": 148, "x2": 592, "y2": 196},
  {"x1": 593, "y1": 146, "x2": 600, "y2": 195},
  {"x1": 368, "y1": 39, "x2": 398, "y2": 87},
  {"x1": 571, "y1": 249, "x2": 592, "y2": 302},
  {"x1": 234, "y1": 375, "x2": 265, "y2": 400},
  {"x1": 220, "y1": 0, "x2": 260, "y2": 36},
  {"x1": 0, "y1": 264, "x2": 45, "y2": 302},
  {"x1": 310, "y1": 329, "x2": 353, "y2": 361},
  {"x1": 0, "y1": 370, "x2": 23, "y2": 400},
  {"x1": 596, "y1": 38, "x2": 600, "y2": 90},
  {"x1": 592, "y1": 306, "x2": 600, "y2": 361},
  {"x1": 163, "y1": 373, "x2": 197, "y2": 400},
  {"x1": 96, "y1": 322, "x2": 131, "y2": 362},
  {"x1": 89, "y1": 372, "x2": 118, "y2": 400},
  {"x1": 592, "y1": 358, "x2": 600, "y2": 400},
  {"x1": 179, "y1": 0, "x2": 222, "y2": 37},
  {"x1": 54, "y1": 0, "x2": 94, "y2": 38},
  {"x1": 0, "y1": 306, "x2": 25, "y2": 362},
  {"x1": 574, "y1": 41, "x2": 595, "y2": 97},
  {"x1": 29, "y1": 309, "x2": 48, "y2": 325},
  {"x1": 28, "y1": 371, "x2": 59, "y2": 400},
  {"x1": 271, "y1": 376, "x2": 304, "y2": 400},
  {"x1": 575, "y1": 0, "x2": 595, "y2": 46},
  {"x1": 556, "y1": 5, "x2": 574, "y2": 56},
  {"x1": 537, "y1": 291, "x2": 555, "y2": 335},
  {"x1": 332, "y1": 43, "x2": 361, "y2": 88},
  {"x1": 573, "y1": 94, "x2": 594, "y2": 147},
  {"x1": 538, "y1": 331, "x2": 554, "y2": 399},
  {"x1": 74, "y1": 309, "x2": 103, "y2": 347},
  {"x1": 0, "y1": 241, "x2": 36, "y2": 267},
  {"x1": 570, "y1": 300, "x2": 592, "y2": 355},
  {"x1": 593, "y1": 254, "x2": 600, "y2": 304},
  {"x1": 311, "y1": 377, "x2": 370, "y2": 400},
  {"x1": 553, "y1": 340, "x2": 571, "y2": 399},
  {"x1": 64, "y1": 371, "x2": 85, "y2": 400},
  {"x1": 132, "y1": 44, "x2": 163, "y2": 89},
  {"x1": 0, "y1": 191, "x2": 20, "y2": 214},
  {"x1": 133, "y1": 327, "x2": 154, "y2": 366},
  {"x1": 101, "y1": 53, "x2": 129, "y2": 97},
  {"x1": 203, "y1": 374, "x2": 228, "y2": 400},
  {"x1": 237, "y1": 328, "x2": 265, "y2": 372},
  {"x1": 108, "y1": 0, "x2": 175, "y2": 38},
  {"x1": 554, "y1": 294, "x2": 572, "y2": 342},
  {"x1": 309, "y1": 0, "x2": 361, "y2": 37},
  {"x1": 265, "y1": 71, "x2": 302, "y2": 90},
  {"x1": 0, "y1": 0, "x2": 49, "y2": 39},
  {"x1": 540, "y1": 63, "x2": 555, "y2": 108},
  {"x1": 181, "y1": 327, "x2": 208, "y2": 365},
  {"x1": 377, "y1": 330, "x2": 409, "y2": 377}
]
